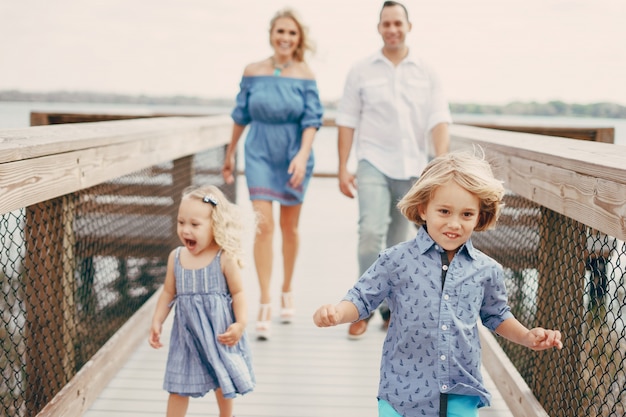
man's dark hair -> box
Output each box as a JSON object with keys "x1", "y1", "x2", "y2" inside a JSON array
[{"x1": 380, "y1": 1, "x2": 409, "y2": 22}]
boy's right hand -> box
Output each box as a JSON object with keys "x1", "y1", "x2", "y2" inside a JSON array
[{"x1": 313, "y1": 304, "x2": 342, "y2": 327}]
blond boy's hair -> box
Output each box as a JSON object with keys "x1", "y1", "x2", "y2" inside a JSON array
[{"x1": 398, "y1": 150, "x2": 505, "y2": 232}]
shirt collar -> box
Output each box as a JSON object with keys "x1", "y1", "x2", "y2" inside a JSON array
[
  {"x1": 371, "y1": 48, "x2": 421, "y2": 66},
  {"x1": 414, "y1": 225, "x2": 478, "y2": 260}
]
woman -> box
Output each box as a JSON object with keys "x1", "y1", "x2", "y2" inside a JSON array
[{"x1": 222, "y1": 7, "x2": 323, "y2": 340}]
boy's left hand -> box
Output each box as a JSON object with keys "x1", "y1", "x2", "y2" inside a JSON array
[
  {"x1": 217, "y1": 322, "x2": 245, "y2": 347},
  {"x1": 527, "y1": 327, "x2": 563, "y2": 350}
]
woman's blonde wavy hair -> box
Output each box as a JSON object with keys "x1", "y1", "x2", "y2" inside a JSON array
[
  {"x1": 269, "y1": 7, "x2": 316, "y2": 62},
  {"x1": 398, "y1": 149, "x2": 505, "y2": 232},
  {"x1": 181, "y1": 185, "x2": 246, "y2": 268}
]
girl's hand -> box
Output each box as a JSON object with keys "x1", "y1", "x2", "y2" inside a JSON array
[
  {"x1": 526, "y1": 327, "x2": 563, "y2": 350},
  {"x1": 288, "y1": 151, "x2": 309, "y2": 188},
  {"x1": 313, "y1": 304, "x2": 342, "y2": 327},
  {"x1": 217, "y1": 322, "x2": 245, "y2": 347},
  {"x1": 149, "y1": 323, "x2": 163, "y2": 349}
]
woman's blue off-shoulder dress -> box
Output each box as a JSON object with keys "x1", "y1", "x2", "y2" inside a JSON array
[
  {"x1": 163, "y1": 248, "x2": 255, "y2": 399},
  {"x1": 231, "y1": 76, "x2": 323, "y2": 205}
]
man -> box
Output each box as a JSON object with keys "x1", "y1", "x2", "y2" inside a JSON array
[{"x1": 336, "y1": 0, "x2": 451, "y2": 339}]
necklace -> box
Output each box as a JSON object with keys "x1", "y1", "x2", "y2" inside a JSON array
[{"x1": 270, "y1": 56, "x2": 292, "y2": 76}]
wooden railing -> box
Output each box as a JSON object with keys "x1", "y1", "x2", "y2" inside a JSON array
[
  {"x1": 449, "y1": 124, "x2": 625, "y2": 417},
  {"x1": 0, "y1": 115, "x2": 232, "y2": 417},
  {"x1": 1, "y1": 114, "x2": 624, "y2": 416}
]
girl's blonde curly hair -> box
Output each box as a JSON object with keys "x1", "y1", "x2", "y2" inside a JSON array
[
  {"x1": 181, "y1": 185, "x2": 246, "y2": 268},
  {"x1": 398, "y1": 150, "x2": 505, "y2": 232}
]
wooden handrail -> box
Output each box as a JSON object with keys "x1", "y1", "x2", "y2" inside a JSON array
[
  {"x1": 0, "y1": 115, "x2": 231, "y2": 214},
  {"x1": 0, "y1": 114, "x2": 620, "y2": 417},
  {"x1": 449, "y1": 124, "x2": 626, "y2": 240}
]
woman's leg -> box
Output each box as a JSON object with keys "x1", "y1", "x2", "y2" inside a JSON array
[
  {"x1": 252, "y1": 200, "x2": 274, "y2": 306},
  {"x1": 279, "y1": 203, "x2": 303, "y2": 296},
  {"x1": 166, "y1": 393, "x2": 189, "y2": 417},
  {"x1": 215, "y1": 388, "x2": 234, "y2": 417}
]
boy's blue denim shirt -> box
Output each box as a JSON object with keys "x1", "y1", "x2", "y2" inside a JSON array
[{"x1": 344, "y1": 226, "x2": 514, "y2": 416}]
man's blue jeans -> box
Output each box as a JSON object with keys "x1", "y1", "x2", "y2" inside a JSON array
[{"x1": 356, "y1": 160, "x2": 416, "y2": 317}]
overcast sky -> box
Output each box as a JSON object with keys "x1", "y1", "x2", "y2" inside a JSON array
[{"x1": 1, "y1": 0, "x2": 625, "y2": 105}]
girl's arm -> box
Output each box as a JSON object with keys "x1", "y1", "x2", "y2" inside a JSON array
[
  {"x1": 495, "y1": 317, "x2": 563, "y2": 351},
  {"x1": 313, "y1": 300, "x2": 359, "y2": 327},
  {"x1": 149, "y1": 250, "x2": 177, "y2": 349},
  {"x1": 217, "y1": 252, "x2": 247, "y2": 346}
]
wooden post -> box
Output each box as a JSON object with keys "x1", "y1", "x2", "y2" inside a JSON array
[
  {"x1": 534, "y1": 207, "x2": 586, "y2": 416},
  {"x1": 171, "y1": 156, "x2": 194, "y2": 241},
  {"x1": 24, "y1": 196, "x2": 76, "y2": 415},
  {"x1": 29, "y1": 112, "x2": 51, "y2": 126},
  {"x1": 222, "y1": 144, "x2": 238, "y2": 202}
]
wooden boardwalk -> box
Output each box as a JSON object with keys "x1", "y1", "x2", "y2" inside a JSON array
[{"x1": 83, "y1": 177, "x2": 514, "y2": 417}]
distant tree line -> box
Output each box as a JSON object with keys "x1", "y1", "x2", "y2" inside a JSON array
[
  {"x1": 0, "y1": 89, "x2": 234, "y2": 108},
  {"x1": 450, "y1": 100, "x2": 626, "y2": 119},
  {"x1": 2, "y1": 90, "x2": 626, "y2": 119}
]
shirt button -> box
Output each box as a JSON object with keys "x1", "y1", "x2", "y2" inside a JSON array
[
  {"x1": 435, "y1": 245, "x2": 440, "y2": 250},
  {"x1": 442, "y1": 384, "x2": 448, "y2": 390},
  {"x1": 442, "y1": 265, "x2": 448, "y2": 271},
  {"x1": 440, "y1": 355, "x2": 446, "y2": 361},
  {"x1": 441, "y1": 325, "x2": 448, "y2": 331},
  {"x1": 443, "y1": 294, "x2": 450, "y2": 300}
]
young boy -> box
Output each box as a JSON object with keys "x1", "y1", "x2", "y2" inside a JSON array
[{"x1": 313, "y1": 151, "x2": 562, "y2": 417}]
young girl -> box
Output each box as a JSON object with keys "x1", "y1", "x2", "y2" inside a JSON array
[
  {"x1": 313, "y1": 151, "x2": 563, "y2": 417},
  {"x1": 149, "y1": 185, "x2": 254, "y2": 417}
]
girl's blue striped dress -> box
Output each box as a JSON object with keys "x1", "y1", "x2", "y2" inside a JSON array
[{"x1": 163, "y1": 248, "x2": 255, "y2": 398}]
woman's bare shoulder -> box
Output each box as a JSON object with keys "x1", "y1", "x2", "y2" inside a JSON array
[
  {"x1": 292, "y1": 61, "x2": 316, "y2": 80},
  {"x1": 243, "y1": 58, "x2": 271, "y2": 77}
]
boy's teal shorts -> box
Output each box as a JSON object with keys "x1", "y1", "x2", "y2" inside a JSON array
[{"x1": 378, "y1": 394, "x2": 480, "y2": 417}]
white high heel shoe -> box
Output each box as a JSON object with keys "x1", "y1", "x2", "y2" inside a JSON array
[
  {"x1": 280, "y1": 292, "x2": 295, "y2": 324},
  {"x1": 256, "y1": 303, "x2": 271, "y2": 340}
]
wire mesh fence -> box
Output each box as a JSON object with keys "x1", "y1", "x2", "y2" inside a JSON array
[
  {"x1": 2, "y1": 117, "x2": 625, "y2": 416},
  {"x1": 0, "y1": 147, "x2": 233, "y2": 416},
  {"x1": 472, "y1": 192, "x2": 626, "y2": 417}
]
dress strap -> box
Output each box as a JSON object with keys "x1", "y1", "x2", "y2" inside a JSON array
[{"x1": 167, "y1": 247, "x2": 183, "y2": 309}]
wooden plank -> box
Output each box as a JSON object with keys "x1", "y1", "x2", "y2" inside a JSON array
[
  {"x1": 450, "y1": 124, "x2": 625, "y2": 182},
  {"x1": 78, "y1": 178, "x2": 515, "y2": 417},
  {"x1": 450, "y1": 125, "x2": 626, "y2": 240},
  {"x1": 0, "y1": 119, "x2": 231, "y2": 214},
  {"x1": 479, "y1": 326, "x2": 549, "y2": 417},
  {"x1": 464, "y1": 123, "x2": 615, "y2": 143},
  {"x1": 502, "y1": 156, "x2": 626, "y2": 240},
  {"x1": 35, "y1": 288, "x2": 160, "y2": 417},
  {"x1": 0, "y1": 115, "x2": 231, "y2": 163},
  {"x1": 29, "y1": 112, "x2": 208, "y2": 126}
]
